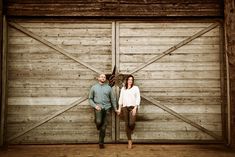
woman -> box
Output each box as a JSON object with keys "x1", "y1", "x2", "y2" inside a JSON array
[{"x1": 117, "y1": 75, "x2": 140, "y2": 149}]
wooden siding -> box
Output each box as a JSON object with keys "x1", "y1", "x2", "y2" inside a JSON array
[
  {"x1": 6, "y1": 0, "x2": 223, "y2": 17},
  {"x1": 116, "y1": 22, "x2": 223, "y2": 141},
  {"x1": 224, "y1": 0, "x2": 235, "y2": 147},
  {"x1": 7, "y1": 21, "x2": 114, "y2": 144}
]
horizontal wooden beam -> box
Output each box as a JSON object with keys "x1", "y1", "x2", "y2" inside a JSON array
[
  {"x1": 141, "y1": 94, "x2": 222, "y2": 140},
  {"x1": 8, "y1": 22, "x2": 102, "y2": 74},
  {"x1": 6, "y1": 1, "x2": 223, "y2": 17},
  {"x1": 129, "y1": 23, "x2": 219, "y2": 74},
  {"x1": 7, "y1": 97, "x2": 88, "y2": 143}
]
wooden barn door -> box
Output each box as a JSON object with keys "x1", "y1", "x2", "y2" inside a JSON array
[
  {"x1": 7, "y1": 20, "x2": 116, "y2": 144},
  {"x1": 115, "y1": 21, "x2": 224, "y2": 142},
  {"x1": 6, "y1": 20, "x2": 225, "y2": 144}
]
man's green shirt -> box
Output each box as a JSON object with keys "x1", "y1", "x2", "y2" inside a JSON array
[{"x1": 89, "y1": 83, "x2": 117, "y2": 111}]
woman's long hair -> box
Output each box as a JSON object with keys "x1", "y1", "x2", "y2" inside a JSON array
[{"x1": 125, "y1": 75, "x2": 134, "y2": 89}]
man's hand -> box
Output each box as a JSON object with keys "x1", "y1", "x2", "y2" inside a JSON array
[{"x1": 95, "y1": 105, "x2": 102, "y2": 111}]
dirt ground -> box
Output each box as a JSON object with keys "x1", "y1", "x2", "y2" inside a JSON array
[{"x1": 0, "y1": 144, "x2": 235, "y2": 157}]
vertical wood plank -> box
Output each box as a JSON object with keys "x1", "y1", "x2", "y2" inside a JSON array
[
  {"x1": 219, "y1": 23, "x2": 226, "y2": 143},
  {"x1": 1, "y1": 16, "x2": 8, "y2": 147},
  {"x1": 116, "y1": 22, "x2": 120, "y2": 74},
  {"x1": 115, "y1": 21, "x2": 120, "y2": 141},
  {"x1": 0, "y1": 0, "x2": 3, "y2": 147},
  {"x1": 111, "y1": 21, "x2": 116, "y2": 141},
  {"x1": 115, "y1": 86, "x2": 120, "y2": 141},
  {"x1": 224, "y1": 0, "x2": 235, "y2": 148}
]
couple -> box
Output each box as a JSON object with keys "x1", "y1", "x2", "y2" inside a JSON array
[{"x1": 88, "y1": 74, "x2": 140, "y2": 149}]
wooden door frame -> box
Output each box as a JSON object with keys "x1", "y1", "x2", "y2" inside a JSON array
[{"x1": 1, "y1": 15, "x2": 7, "y2": 147}]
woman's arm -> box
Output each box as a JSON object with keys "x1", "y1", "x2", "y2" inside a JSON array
[
  {"x1": 118, "y1": 87, "x2": 124, "y2": 112},
  {"x1": 135, "y1": 86, "x2": 141, "y2": 107}
]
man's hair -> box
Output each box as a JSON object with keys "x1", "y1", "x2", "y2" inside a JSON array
[
  {"x1": 124, "y1": 75, "x2": 134, "y2": 89},
  {"x1": 97, "y1": 73, "x2": 106, "y2": 79}
]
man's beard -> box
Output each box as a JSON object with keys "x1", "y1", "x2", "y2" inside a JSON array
[{"x1": 100, "y1": 80, "x2": 105, "y2": 83}]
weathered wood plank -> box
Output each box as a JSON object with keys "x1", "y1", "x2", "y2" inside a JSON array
[
  {"x1": 8, "y1": 62, "x2": 111, "y2": 72},
  {"x1": 119, "y1": 27, "x2": 219, "y2": 37},
  {"x1": 119, "y1": 22, "x2": 214, "y2": 28},
  {"x1": 8, "y1": 36, "x2": 112, "y2": 45},
  {"x1": 15, "y1": 22, "x2": 112, "y2": 28},
  {"x1": 119, "y1": 131, "x2": 218, "y2": 140},
  {"x1": 119, "y1": 45, "x2": 220, "y2": 54},
  {"x1": 0, "y1": 14, "x2": 7, "y2": 147},
  {"x1": 8, "y1": 70, "x2": 221, "y2": 80},
  {"x1": 7, "y1": 121, "x2": 221, "y2": 134},
  {"x1": 8, "y1": 0, "x2": 222, "y2": 4},
  {"x1": 139, "y1": 103, "x2": 221, "y2": 114},
  {"x1": 224, "y1": 0, "x2": 235, "y2": 147},
  {"x1": 120, "y1": 62, "x2": 220, "y2": 71},
  {"x1": 0, "y1": 0, "x2": 3, "y2": 145},
  {"x1": 8, "y1": 87, "x2": 221, "y2": 97},
  {"x1": 8, "y1": 53, "x2": 112, "y2": 62},
  {"x1": 142, "y1": 96, "x2": 221, "y2": 105},
  {"x1": 7, "y1": 113, "x2": 221, "y2": 127},
  {"x1": 8, "y1": 97, "x2": 81, "y2": 106},
  {"x1": 6, "y1": 0, "x2": 223, "y2": 17},
  {"x1": 135, "y1": 71, "x2": 220, "y2": 79},
  {"x1": 135, "y1": 79, "x2": 220, "y2": 88},
  {"x1": 120, "y1": 36, "x2": 220, "y2": 45},
  {"x1": 8, "y1": 79, "x2": 221, "y2": 88},
  {"x1": 7, "y1": 99, "x2": 221, "y2": 113},
  {"x1": 119, "y1": 121, "x2": 221, "y2": 132},
  {"x1": 8, "y1": 44, "x2": 112, "y2": 54},
  {"x1": 9, "y1": 27, "x2": 112, "y2": 37},
  {"x1": 120, "y1": 54, "x2": 220, "y2": 63}
]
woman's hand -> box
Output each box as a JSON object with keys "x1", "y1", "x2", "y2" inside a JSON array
[
  {"x1": 116, "y1": 108, "x2": 121, "y2": 116},
  {"x1": 131, "y1": 107, "x2": 137, "y2": 116}
]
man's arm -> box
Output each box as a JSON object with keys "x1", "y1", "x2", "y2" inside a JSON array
[
  {"x1": 88, "y1": 86, "x2": 97, "y2": 109},
  {"x1": 110, "y1": 87, "x2": 117, "y2": 111}
]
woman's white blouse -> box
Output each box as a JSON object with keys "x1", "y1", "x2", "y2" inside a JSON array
[{"x1": 118, "y1": 86, "x2": 141, "y2": 107}]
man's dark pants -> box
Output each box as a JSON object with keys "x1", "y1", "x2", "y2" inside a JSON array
[{"x1": 94, "y1": 108, "x2": 109, "y2": 144}]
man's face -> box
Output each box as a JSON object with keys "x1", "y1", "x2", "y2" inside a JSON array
[{"x1": 98, "y1": 74, "x2": 106, "y2": 83}]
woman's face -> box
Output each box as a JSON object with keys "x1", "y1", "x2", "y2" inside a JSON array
[{"x1": 127, "y1": 77, "x2": 133, "y2": 86}]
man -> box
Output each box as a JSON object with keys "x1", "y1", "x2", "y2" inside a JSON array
[{"x1": 89, "y1": 74, "x2": 118, "y2": 149}]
